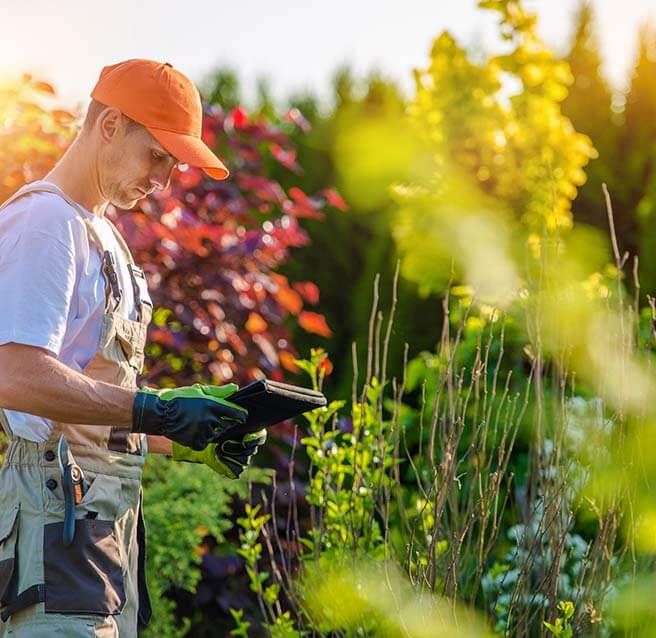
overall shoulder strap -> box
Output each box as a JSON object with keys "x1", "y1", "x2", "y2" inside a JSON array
[
  {"x1": 0, "y1": 181, "x2": 56, "y2": 214},
  {"x1": 0, "y1": 181, "x2": 120, "y2": 310}
]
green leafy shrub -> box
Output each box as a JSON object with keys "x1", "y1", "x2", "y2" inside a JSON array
[{"x1": 141, "y1": 456, "x2": 271, "y2": 637}]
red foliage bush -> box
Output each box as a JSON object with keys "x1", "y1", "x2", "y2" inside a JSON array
[{"x1": 111, "y1": 103, "x2": 343, "y2": 387}]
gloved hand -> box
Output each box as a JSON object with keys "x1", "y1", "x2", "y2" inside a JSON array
[
  {"x1": 171, "y1": 429, "x2": 267, "y2": 479},
  {"x1": 132, "y1": 383, "x2": 247, "y2": 451}
]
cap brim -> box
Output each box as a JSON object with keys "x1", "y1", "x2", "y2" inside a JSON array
[{"x1": 146, "y1": 126, "x2": 229, "y2": 180}]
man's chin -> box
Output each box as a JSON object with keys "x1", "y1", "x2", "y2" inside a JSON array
[{"x1": 110, "y1": 194, "x2": 141, "y2": 210}]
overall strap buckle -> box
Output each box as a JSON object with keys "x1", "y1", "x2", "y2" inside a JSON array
[
  {"x1": 128, "y1": 264, "x2": 153, "y2": 323},
  {"x1": 102, "y1": 250, "x2": 122, "y2": 310}
]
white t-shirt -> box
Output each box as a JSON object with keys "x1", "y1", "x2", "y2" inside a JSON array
[{"x1": 0, "y1": 180, "x2": 146, "y2": 442}]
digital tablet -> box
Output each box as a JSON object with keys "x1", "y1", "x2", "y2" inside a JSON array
[{"x1": 227, "y1": 378, "x2": 327, "y2": 433}]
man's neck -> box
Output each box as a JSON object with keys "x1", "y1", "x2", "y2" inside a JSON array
[{"x1": 44, "y1": 136, "x2": 109, "y2": 217}]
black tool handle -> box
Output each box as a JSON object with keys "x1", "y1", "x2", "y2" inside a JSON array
[{"x1": 62, "y1": 465, "x2": 76, "y2": 547}]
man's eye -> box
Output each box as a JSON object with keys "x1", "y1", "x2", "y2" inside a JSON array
[{"x1": 152, "y1": 151, "x2": 163, "y2": 161}]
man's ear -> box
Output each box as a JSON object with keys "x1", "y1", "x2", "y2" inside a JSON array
[{"x1": 98, "y1": 107, "x2": 123, "y2": 143}]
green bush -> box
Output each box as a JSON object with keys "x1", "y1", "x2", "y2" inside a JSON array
[{"x1": 142, "y1": 456, "x2": 271, "y2": 637}]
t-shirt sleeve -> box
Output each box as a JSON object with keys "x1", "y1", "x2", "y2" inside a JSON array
[{"x1": 0, "y1": 229, "x2": 77, "y2": 356}]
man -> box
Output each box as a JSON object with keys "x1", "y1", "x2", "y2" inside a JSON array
[{"x1": 0, "y1": 59, "x2": 266, "y2": 637}]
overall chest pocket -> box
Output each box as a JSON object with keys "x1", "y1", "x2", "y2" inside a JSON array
[
  {"x1": 114, "y1": 320, "x2": 146, "y2": 374},
  {"x1": 43, "y1": 473, "x2": 126, "y2": 616}
]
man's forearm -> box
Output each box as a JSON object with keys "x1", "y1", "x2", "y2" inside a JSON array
[{"x1": 0, "y1": 343, "x2": 135, "y2": 426}]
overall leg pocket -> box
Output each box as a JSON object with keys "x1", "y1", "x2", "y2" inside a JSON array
[
  {"x1": 43, "y1": 474, "x2": 126, "y2": 616},
  {"x1": 0, "y1": 504, "x2": 19, "y2": 607}
]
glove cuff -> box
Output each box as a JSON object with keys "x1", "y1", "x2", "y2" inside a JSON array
[{"x1": 132, "y1": 390, "x2": 165, "y2": 435}]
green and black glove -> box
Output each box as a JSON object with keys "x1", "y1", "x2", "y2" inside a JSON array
[
  {"x1": 171, "y1": 428, "x2": 267, "y2": 479},
  {"x1": 132, "y1": 383, "x2": 247, "y2": 451}
]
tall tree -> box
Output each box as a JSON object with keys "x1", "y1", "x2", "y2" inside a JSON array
[
  {"x1": 619, "y1": 24, "x2": 656, "y2": 291},
  {"x1": 201, "y1": 67, "x2": 242, "y2": 112},
  {"x1": 562, "y1": 1, "x2": 618, "y2": 233}
]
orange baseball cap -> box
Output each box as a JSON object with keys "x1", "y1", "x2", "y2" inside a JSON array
[{"x1": 91, "y1": 58, "x2": 229, "y2": 180}]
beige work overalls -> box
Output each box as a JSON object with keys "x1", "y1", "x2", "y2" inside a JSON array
[{"x1": 0, "y1": 182, "x2": 153, "y2": 637}]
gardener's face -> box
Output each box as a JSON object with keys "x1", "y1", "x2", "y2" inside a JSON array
[{"x1": 98, "y1": 109, "x2": 179, "y2": 209}]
